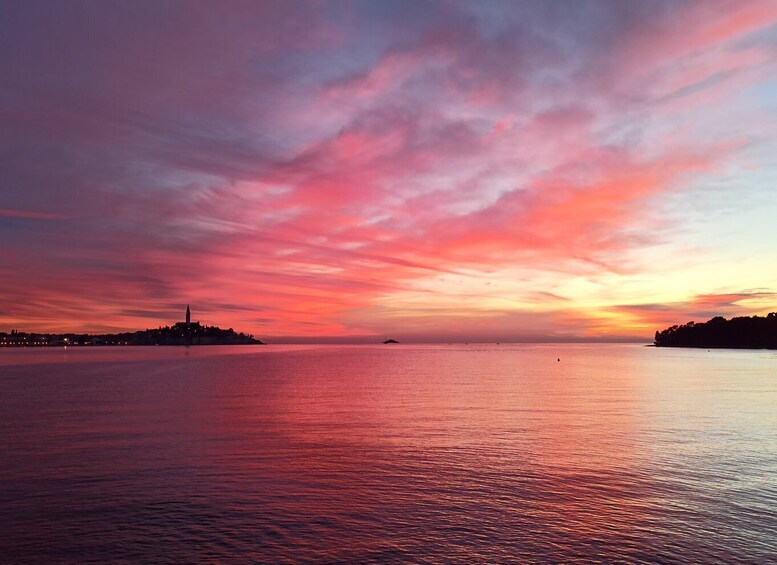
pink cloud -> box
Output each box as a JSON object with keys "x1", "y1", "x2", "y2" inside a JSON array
[
  {"x1": 2, "y1": 1, "x2": 776, "y2": 340},
  {"x1": 605, "y1": 292, "x2": 777, "y2": 336}
]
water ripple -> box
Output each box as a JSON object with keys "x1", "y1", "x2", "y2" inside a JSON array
[{"x1": 1, "y1": 344, "x2": 776, "y2": 563}]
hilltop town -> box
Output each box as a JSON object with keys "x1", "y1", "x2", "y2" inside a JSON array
[{"x1": 0, "y1": 306, "x2": 263, "y2": 347}]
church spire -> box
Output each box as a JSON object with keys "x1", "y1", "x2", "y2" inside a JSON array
[{"x1": 186, "y1": 304, "x2": 191, "y2": 325}]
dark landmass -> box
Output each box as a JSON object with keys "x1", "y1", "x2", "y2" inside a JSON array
[
  {"x1": 383, "y1": 338, "x2": 399, "y2": 344},
  {"x1": 654, "y1": 313, "x2": 777, "y2": 349},
  {"x1": 1, "y1": 324, "x2": 263, "y2": 347}
]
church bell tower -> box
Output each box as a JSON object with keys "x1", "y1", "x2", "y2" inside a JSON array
[{"x1": 186, "y1": 304, "x2": 191, "y2": 326}]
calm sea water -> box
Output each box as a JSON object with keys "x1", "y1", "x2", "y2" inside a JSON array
[{"x1": 1, "y1": 344, "x2": 775, "y2": 563}]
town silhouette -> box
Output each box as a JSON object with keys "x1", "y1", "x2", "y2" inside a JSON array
[{"x1": 0, "y1": 306, "x2": 263, "y2": 347}]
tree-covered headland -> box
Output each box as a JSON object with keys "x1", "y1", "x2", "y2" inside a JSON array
[{"x1": 654, "y1": 313, "x2": 777, "y2": 349}]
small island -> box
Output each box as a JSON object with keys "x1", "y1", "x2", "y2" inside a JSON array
[
  {"x1": 654, "y1": 312, "x2": 777, "y2": 349},
  {"x1": 0, "y1": 305, "x2": 263, "y2": 347},
  {"x1": 383, "y1": 338, "x2": 399, "y2": 344}
]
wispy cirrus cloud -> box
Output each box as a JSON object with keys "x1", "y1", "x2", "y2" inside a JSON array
[
  {"x1": 0, "y1": 208, "x2": 69, "y2": 220},
  {"x1": 608, "y1": 291, "x2": 777, "y2": 333},
  {"x1": 1, "y1": 0, "x2": 776, "y2": 339}
]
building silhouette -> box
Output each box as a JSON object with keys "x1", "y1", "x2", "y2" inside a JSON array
[
  {"x1": 1, "y1": 304, "x2": 262, "y2": 347},
  {"x1": 173, "y1": 305, "x2": 201, "y2": 345}
]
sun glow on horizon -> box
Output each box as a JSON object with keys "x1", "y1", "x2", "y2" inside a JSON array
[{"x1": 1, "y1": 1, "x2": 776, "y2": 340}]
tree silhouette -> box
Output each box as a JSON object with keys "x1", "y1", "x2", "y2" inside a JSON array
[{"x1": 654, "y1": 313, "x2": 777, "y2": 349}]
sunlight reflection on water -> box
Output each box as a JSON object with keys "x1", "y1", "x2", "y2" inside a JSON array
[{"x1": 1, "y1": 344, "x2": 776, "y2": 562}]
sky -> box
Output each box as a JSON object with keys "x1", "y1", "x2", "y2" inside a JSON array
[{"x1": 1, "y1": 0, "x2": 776, "y2": 342}]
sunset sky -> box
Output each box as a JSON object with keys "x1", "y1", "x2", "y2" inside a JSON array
[{"x1": 1, "y1": 0, "x2": 776, "y2": 341}]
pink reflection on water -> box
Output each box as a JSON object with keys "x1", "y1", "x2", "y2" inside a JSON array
[{"x1": 2, "y1": 344, "x2": 776, "y2": 561}]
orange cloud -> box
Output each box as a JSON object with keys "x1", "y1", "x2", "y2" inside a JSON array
[{"x1": 2, "y1": 1, "x2": 776, "y2": 340}]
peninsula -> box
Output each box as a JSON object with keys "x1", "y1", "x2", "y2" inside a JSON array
[
  {"x1": 654, "y1": 313, "x2": 777, "y2": 349},
  {"x1": 0, "y1": 306, "x2": 263, "y2": 347}
]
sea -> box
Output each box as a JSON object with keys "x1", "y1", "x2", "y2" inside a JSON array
[{"x1": 1, "y1": 343, "x2": 775, "y2": 563}]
